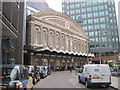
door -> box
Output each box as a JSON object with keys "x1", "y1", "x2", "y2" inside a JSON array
[{"x1": 92, "y1": 66, "x2": 111, "y2": 83}]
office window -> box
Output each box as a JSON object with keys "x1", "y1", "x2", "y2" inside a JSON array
[
  {"x1": 106, "y1": 17, "x2": 109, "y2": 22},
  {"x1": 94, "y1": 19, "x2": 99, "y2": 23},
  {"x1": 104, "y1": 5, "x2": 108, "y2": 9},
  {"x1": 93, "y1": 12, "x2": 98, "y2": 17},
  {"x1": 100, "y1": 24, "x2": 106, "y2": 29},
  {"x1": 116, "y1": 38, "x2": 118, "y2": 42},
  {"x1": 100, "y1": 18, "x2": 105, "y2": 22},
  {"x1": 88, "y1": 25, "x2": 93, "y2": 30},
  {"x1": 83, "y1": 20, "x2": 87, "y2": 24},
  {"x1": 83, "y1": 26, "x2": 87, "y2": 30},
  {"x1": 87, "y1": 7, "x2": 92, "y2": 12},
  {"x1": 71, "y1": 16, "x2": 75, "y2": 19},
  {"x1": 87, "y1": 13, "x2": 92, "y2": 18},
  {"x1": 86, "y1": 2, "x2": 91, "y2": 6},
  {"x1": 67, "y1": 6, "x2": 69, "y2": 9},
  {"x1": 109, "y1": 13, "x2": 112, "y2": 17},
  {"x1": 67, "y1": 11, "x2": 69, "y2": 14},
  {"x1": 99, "y1": 5, "x2": 104, "y2": 10},
  {"x1": 108, "y1": 2, "x2": 111, "y2": 5},
  {"x1": 108, "y1": 38, "x2": 111, "y2": 42},
  {"x1": 109, "y1": 8, "x2": 112, "y2": 11},
  {"x1": 82, "y1": 14, "x2": 86, "y2": 18},
  {"x1": 89, "y1": 32, "x2": 94, "y2": 37},
  {"x1": 88, "y1": 19, "x2": 93, "y2": 24},
  {"x1": 102, "y1": 37, "x2": 107, "y2": 42},
  {"x1": 81, "y1": 8, "x2": 86, "y2": 13},
  {"x1": 113, "y1": 13, "x2": 115, "y2": 17},
  {"x1": 111, "y1": 26, "x2": 114, "y2": 29},
  {"x1": 95, "y1": 38, "x2": 99, "y2": 42},
  {"x1": 70, "y1": 10, "x2": 75, "y2": 14},
  {"x1": 62, "y1": 10, "x2": 64, "y2": 13},
  {"x1": 76, "y1": 9, "x2": 80, "y2": 13},
  {"x1": 112, "y1": 38, "x2": 115, "y2": 42},
  {"x1": 90, "y1": 38, "x2": 94, "y2": 42},
  {"x1": 93, "y1": 6, "x2": 98, "y2": 11},
  {"x1": 94, "y1": 25, "x2": 100, "y2": 29},
  {"x1": 81, "y1": 3, "x2": 86, "y2": 7},
  {"x1": 105, "y1": 11, "x2": 108, "y2": 15},
  {"x1": 95, "y1": 31, "x2": 98, "y2": 36},
  {"x1": 110, "y1": 19, "x2": 113, "y2": 23},
  {"x1": 99, "y1": 11, "x2": 105, "y2": 16},
  {"x1": 112, "y1": 7, "x2": 115, "y2": 11},
  {"x1": 70, "y1": 5, "x2": 74, "y2": 9},
  {"x1": 86, "y1": 32, "x2": 88, "y2": 35},
  {"x1": 75, "y1": 4, "x2": 79, "y2": 8},
  {"x1": 114, "y1": 25, "x2": 117, "y2": 29}
]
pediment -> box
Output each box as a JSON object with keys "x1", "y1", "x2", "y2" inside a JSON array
[{"x1": 32, "y1": 10, "x2": 88, "y2": 39}]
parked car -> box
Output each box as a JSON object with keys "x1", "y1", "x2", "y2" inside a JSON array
[
  {"x1": 78, "y1": 64, "x2": 111, "y2": 88},
  {"x1": 27, "y1": 65, "x2": 40, "y2": 85},
  {"x1": 36, "y1": 66, "x2": 50, "y2": 78},
  {"x1": 0, "y1": 64, "x2": 33, "y2": 89}
]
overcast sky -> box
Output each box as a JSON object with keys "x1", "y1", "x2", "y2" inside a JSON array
[{"x1": 46, "y1": 0, "x2": 119, "y2": 21}]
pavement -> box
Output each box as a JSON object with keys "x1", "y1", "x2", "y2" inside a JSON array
[{"x1": 110, "y1": 76, "x2": 119, "y2": 90}]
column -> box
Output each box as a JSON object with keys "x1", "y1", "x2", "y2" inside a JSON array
[{"x1": 0, "y1": 0, "x2": 2, "y2": 65}]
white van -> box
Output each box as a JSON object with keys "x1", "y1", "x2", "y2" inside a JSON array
[{"x1": 78, "y1": 64, "x2": 111, "y2": 88}]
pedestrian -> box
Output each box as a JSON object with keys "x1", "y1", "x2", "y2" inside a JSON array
[
  {"x1": 70, "y1": 66, "x2": 72, "y2": 73},
  {"x1": 56, "y1": 66, "x2": 59, "y2": 71}
]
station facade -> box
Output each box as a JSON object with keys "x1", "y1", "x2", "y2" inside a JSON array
[{"x1": 25, "y1": 10, "x2": 93, "y2": 70}]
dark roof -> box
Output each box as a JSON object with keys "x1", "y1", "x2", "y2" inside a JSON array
[{"x1": 27, "y1": 0, "x2": 50, "y2": 11}]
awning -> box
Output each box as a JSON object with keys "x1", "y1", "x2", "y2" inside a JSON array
[
  {"x1": 113, "y1": 64, "x2": 118, "y2": 67},
  {"x1": 107, "y1": 60, "x2": 113, "y2": 63}
]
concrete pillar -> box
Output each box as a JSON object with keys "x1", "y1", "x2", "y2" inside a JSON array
[
  {"x1": 65, "y1": 59, "x2": 67, "y2": 70},
  {"x1": 0, "y1": 1, "x2": 2, "y2": 65}
]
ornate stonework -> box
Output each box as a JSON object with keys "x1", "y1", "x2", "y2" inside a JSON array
[{"x1": 27, "y1": 10, "x2": 89, "y2": 56}]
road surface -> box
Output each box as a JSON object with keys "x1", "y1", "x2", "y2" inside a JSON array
[{"x1": 33, "y1": 71, "x2": 115, "y2": 89}]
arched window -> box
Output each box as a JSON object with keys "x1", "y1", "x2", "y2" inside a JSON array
[
  {"x1": 70, "y1": 38, "x2": 73, "y2": 51},
  {"x1": 81, "y1": 41, "x2": 83, "y2": 53},
  {"x1": 56, "y1": 33, "x2": 60, "y2": 49},
  {"x1": 74, "y1": 39, "x2": 77, "y2": 52},
  {"x1": 81, "y1": 43, "x2": 84, "y2": 53},
  {"x1": 66, "y1": 36, "x2": 70, "y2": 51},
  {"x1": 42, "y1": 29, "x2": 47, "y2": 45},
  {"x1": 61, "y1": 35, "x2": 65, "y2": 50},
  {"x1": 34, "y1": 28, "x2": 40, "y2": 45},
  {"x1": 78, "y1": 41, "x2": 81, "y2": 53},
  {"x1": 49, "y1": 31, "x2": 54, "y2": 48}
]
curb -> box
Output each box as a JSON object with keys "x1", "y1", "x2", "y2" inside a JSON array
[{"x1": 110, "y1": 86, "x2": 119, "y2": 90}]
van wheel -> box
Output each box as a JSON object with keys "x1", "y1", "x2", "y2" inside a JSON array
[
  {"x1": 105, "y1": 85, "x2": 109, "y2": 88},
  {"x1": 33, "y1": 78, "x2": 37, "y2": 85},
  {"x1": 78, "y1": 76, "x2": 81, "y2": 83},
  {"x1": 85, "y1": 80, "x2": 90, "y2": 88}
]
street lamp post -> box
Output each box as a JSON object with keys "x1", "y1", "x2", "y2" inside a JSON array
[
  {"x1": 98, "y1": 30, "x2": 107, "y2": 64},
  {"x1": 98, "y1": 32, "x2": 102, "y2": 64}
]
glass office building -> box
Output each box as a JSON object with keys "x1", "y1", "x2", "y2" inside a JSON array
[{"x1": 62, "y1": 0, "x2": 119, "y2": 63}]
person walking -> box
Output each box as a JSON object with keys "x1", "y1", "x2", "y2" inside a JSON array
[{"x1": 70, "y1": 66, "x2": 72, "y2": 73}]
